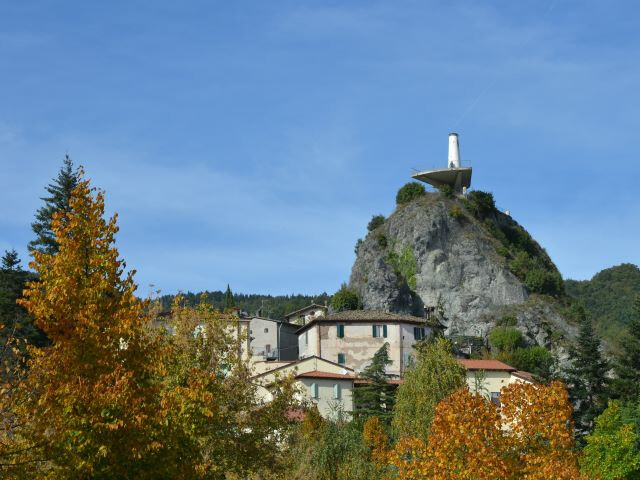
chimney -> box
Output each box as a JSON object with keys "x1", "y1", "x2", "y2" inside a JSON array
[{"x1": 448, "y1": 132, "x2": 460, "y2": 168}]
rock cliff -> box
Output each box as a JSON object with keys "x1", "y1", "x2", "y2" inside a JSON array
[{"x1": 349, "y1": 191, "x2": 577, "y2": 352}]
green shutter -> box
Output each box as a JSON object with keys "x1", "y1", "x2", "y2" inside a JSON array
[
  {"x1": 337, "y1": 324, "x2": 344, "y2": 338},
  {"x1": 383, "y1": 325, "x2": 388, "y2": 338},
  {"x1": 414, "y1": 327, "x2": 418, "y2": 338},
  {"x1": 372, "y1": 325, "x2": 377, "y2": 337},
  {"x1": 338, "y1": 353, "x2": 345, "y2": 365}
]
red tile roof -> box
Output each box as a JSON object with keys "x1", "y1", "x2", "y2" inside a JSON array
[
  {"x1": 512, "y1": 370, "x2": 537, "y2": 383},
  {"x1": 296, "y1": 370, "x2": 355, "y2": 380},
  {"x1": 458, "y1": 359, "x2": 516, "y2": 371}
]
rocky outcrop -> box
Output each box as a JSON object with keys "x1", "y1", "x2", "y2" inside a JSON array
[{"x1": 349, "y1": 192, "x2": 574, "y2": 351}]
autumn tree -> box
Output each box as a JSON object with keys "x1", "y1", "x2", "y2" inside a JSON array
[
  {"x1": 389, "y1": 388, "x2": 510, "y2": 479},
  {"x1": 352, "y1": 343, "x2": 395, "y2": 422},
  {"x1": 392, "y1": 337, "x2": 466, "y2": 441},
  {"x1": 29, "y1": 155, "x2": 79, "y2": 254},
  {"x1": 362, "y1": 416, "x2": 389, "y2": 471},
  {"x1": 388, "y1": 381, "x2": 584, "y2": 480},
  {"x1": 15, "y1": 174, "x2": 172, "y2": 478},
  {"x1": 161, "y1": 298, "x2": 299, "y2": 479},
  {"x1": 501, "y1": 381, "x2": 583, "y2": 479},
  {"x1": 581, "y1": 400, "x2": 640, "y2": 480}
]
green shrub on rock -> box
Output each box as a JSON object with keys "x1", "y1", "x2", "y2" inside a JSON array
[
  {"x1": 367, "y1": 215, "x2": 386, "y2": 232},
  {"x1": 396, "y1": 182, "x2": 425, "y2": 205},
  {"x1": 489, "y1": 326, "x2": 524, "y2": 353},
  {"x1": 331, "y1": 284, "x2": 360, "y2": 312}
]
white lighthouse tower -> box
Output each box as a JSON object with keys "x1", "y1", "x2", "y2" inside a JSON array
[{"x1": 412, "y1": 133, "x2": 472, "y2": 194}]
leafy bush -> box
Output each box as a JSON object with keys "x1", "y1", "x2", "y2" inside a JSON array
[
  {"x1": 438, "y1": 184, "x2": 454, "y2": 198},
  {"x1": 367, "y1": 215, "x2": 386, "y2": 232},
  {"x1": 489, "y1": 326, "x2": 524, "y2": 353},
  {"x1": 331, "y1": 285, "x2": 360, "y2": 312},
  {"x1": 500, "y1": 346, "x2": 555, "y2": 381},
  {"x1": 525, "y1": 268, "x2": 564, "y2": 296},
  {"x1": 375, "y1": 233, "x2": 388, "y2": 249},
  {"x1": 463, "y1": 190, "x2": 496, "y2": 219},
  {"x1": 396, "y1": 182, "x2": 425, "y2": 205},
  {"x1": 354, "y1": 238, "x2": 363, "y2": 255},
  {"x1": 449, "y1": 205, "x2": 463, "y2": 220}
]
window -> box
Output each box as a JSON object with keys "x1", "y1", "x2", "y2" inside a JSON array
[
  {"x1": 403, "y1": 352, "x2": 414, "y2": 367},
  {"x1": 414, "y1": 327, "x2": 426, "y2": 340},
  {"x1": 490, "y1": 392, "x2": 501, "y2": 407},
  {"x1": 337, "y1": 353, "x2": 346, "y2": 365},
  {"x1": 310, "y1": 382, "x2": 318, "y2": 399},
  {"x1": 333, "y1": 383, "x2": 342, "y2": 400},
  {"x1": 372, "y1": 325, "x2": 388, "y2": 338},
  {"x1": 337, "y1": 324, "x2": 345, "y2": 338},
  {"x1": 265, "y1": 344, "x2": 271, "y2": 353},
  {"x1": 264, "y1": 328, "x2": 269, "y2": 333},
  {"x1": 305, "y1": 331, "x2": 308, "y2": 345}
]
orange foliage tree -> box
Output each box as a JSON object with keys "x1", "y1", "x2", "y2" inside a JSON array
[
  {"x1": 388, "y1": 382, "x2": 585, "y2": 480},
  {"x1": 500, "y1": 380, "x2": 583, "y2": 480},
  {"x1": 362, "y1": 416, "x2": 389, "y2": 467},
  {"x1": 15, "y1": 175, "x2": 175, "y2": 478}
]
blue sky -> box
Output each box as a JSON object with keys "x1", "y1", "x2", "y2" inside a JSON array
[{"x1": 1, "y1": 1, "x2": 638, "y2": 296}]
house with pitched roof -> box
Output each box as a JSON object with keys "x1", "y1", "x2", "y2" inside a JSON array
[{"x1": 296, "y1": 310, "x2": 444, "y2": 376}]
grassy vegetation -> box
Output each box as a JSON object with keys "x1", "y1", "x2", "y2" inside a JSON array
[
  {"x1": 461, "y1": 190, "x2": 564, "y2": 297},
  {"x1": 386, "y1": 245, "x2": 418, "y2": 290}
]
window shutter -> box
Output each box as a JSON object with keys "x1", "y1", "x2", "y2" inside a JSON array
[
  {"x1": 311, "y1": 383, "x2": 318, "y2": 399},
  {"x1": 414, "y1": 327, "x2": 418, "y2": 338},
  {"x1": 337, "y1": 324, "x2": 344, "y2": 338},
  {"x1": 383, "y1": 325, "x2": 388, "y2": 338},
  {"x1": 372, "y1": 325, "x2": 377, "y2": 338},
  {"x1": 338, "y1": 353, "x2": 345, "y2": 365},
  {"x1": 334, "y1": 383, "x2": 341, "y2": 400}
]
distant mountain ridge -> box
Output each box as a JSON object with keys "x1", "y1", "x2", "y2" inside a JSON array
[
  {"x1": 159, "y1": 291, "x2": 329, "y2": 320},
  {"x1": 565, "y1": 263, "x2": 640, "y2": 348}
]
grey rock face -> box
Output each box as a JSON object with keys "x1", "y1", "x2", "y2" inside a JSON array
[{"x1": 349, "y1": 193, "x2": 574, "y2": 351}]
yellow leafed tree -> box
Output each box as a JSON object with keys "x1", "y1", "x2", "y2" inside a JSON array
[{"x1": 15, "y1": 174, "x2": 171, "y2": 478}]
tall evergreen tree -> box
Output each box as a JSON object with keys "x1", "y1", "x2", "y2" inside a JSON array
[
  {"x1": 564, "y1": 305, "x2": 609, "y2": 435},
  {"x1": 352, "y1": 343, "x2": 395, "y2": 422},
  {"x1": 29, "y1": 155, "x2": 79, "y2": 254},
  {"x1": 1, "y1": 249, "x2": 21, "y2": 271},
  {"x1": 613, "y1": 295, "x2": 640, "y2": 402},
  {"x1": 224, "y1": 284, "x2": 235, "y2": 311}
]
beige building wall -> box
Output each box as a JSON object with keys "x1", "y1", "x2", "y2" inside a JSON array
[
  {"x1": 298, "y1": 324, "x2": 319, "y2": 358},
  {"x1": 299, "y1": 322, "x2": 434, "y2": 376},
  {"x1": 465, "y1": 370, "x2": 534, "y2": 403},
  {"x1": 255, "y1": 356, "x2": 352, "y2": 386},
  {"x1": 298, "y1": 377, "x2": 354, "y2": 418}
]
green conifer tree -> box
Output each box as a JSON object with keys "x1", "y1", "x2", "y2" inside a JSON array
[
  {"x1": 613, "y1": 295, "x2": 640, "y2": 402},
  {"x1": 565, "y1": 306, "x2": 610, "y2": 435},
  {"x1": 29, "y1": 155, "x2": 79, "y2": 254},
  {"x1": 1, "y1": 249, "x2": 21, "y2": 271},
  {"x1": 224, "y1": 284, "x2": 235, "y2": 311},
  {"x1": 352, "y1": 343, "x2": 395, "y2": 422}
]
